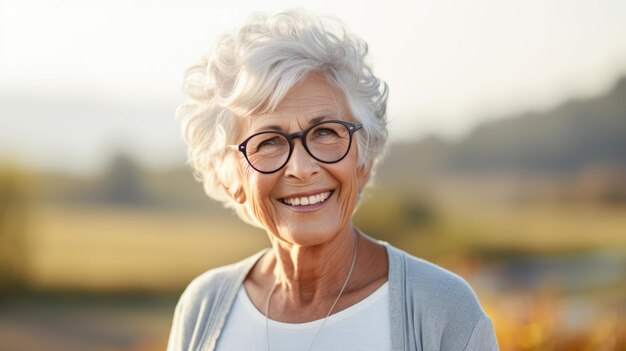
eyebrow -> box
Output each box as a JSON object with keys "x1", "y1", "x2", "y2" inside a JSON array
[{"x1": 256, "y1": 116, "x2": 329, "y2": 133}]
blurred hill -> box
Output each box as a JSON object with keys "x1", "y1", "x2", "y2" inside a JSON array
[
  {"x1": 451, "y1": 77, "x2": 626, "y2": 173},
  {"x1": 381, "y1": 75, "x2": 626, "y2": 176},
  {"x1": 378, "y1": 76, "x2": 626, "y2": 206}
]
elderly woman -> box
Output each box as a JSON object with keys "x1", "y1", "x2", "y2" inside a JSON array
[{"x1": 167, "y1": 10, "x2": 498, "y2": 351}]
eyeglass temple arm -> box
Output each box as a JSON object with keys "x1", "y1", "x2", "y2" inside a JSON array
[{"x1": 227, "y1": 144, "x2": 245, "y2": 153}]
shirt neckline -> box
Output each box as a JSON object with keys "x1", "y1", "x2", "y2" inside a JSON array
[{"x1": 238, "y1": 281, "x2": 389, "y2": 331}]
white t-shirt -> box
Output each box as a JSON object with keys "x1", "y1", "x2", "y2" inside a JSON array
[{"x1": 215, "y1": 282, "x2": 391, "y2": 351}]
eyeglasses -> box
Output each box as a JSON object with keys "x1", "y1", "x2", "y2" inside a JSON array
[{"x1": 235, "y1": 120, "x2": 362, "y2": 174}]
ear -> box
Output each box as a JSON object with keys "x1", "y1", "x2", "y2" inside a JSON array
[
  {"x1": 223, "y1": 185, "x2": 247, "y2": 204},
  {"x1": 233, "y1": 187, "x2": 247, "y2": 204}
]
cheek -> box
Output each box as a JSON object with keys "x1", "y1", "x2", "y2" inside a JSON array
[
  {"x1": 242, "y1": 164, "x2": 282, "y2": 227},
  {"x1": 335, "y1": 151, "x2": 362, "y2": 217}
]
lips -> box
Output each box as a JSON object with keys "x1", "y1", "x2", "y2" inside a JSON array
[{"x1": 280, "y1": 190, "x2": 333, "y2": 206}]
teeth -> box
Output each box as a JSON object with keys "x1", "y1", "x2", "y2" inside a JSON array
[{"x1": 283, "y1": 191, "x2": 331, "y2": 206}]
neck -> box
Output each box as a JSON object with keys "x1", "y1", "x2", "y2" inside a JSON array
[{"x1": 267, "y1": 225, "x2": 357, "y2": 305}]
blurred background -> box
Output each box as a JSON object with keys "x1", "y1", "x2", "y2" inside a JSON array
[{"x1": 1, "y1": 0, "x2": 625, "y2": 350}]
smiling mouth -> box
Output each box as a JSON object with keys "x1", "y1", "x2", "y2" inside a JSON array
[{"x1": 280, "y1": 190, "x2": 334, "y2": 206}]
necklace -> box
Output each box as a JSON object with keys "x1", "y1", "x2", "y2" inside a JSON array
[{"x1": 265, "y1": 231, "x2": 359, "y2": 351}]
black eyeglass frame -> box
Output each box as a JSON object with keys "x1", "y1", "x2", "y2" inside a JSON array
[{"x1": 236, "y1": 120, "x2": 363, "y2": 174}]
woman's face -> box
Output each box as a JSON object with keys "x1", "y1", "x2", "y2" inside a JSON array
[{"x1": 237, "y1": 73, "x2": 370, "y2": 247}]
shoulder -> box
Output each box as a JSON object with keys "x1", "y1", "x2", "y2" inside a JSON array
[
  {"x1": 386, "y1": 243, "x2": 482, "y2": 310},
  {"x1": 404, "y1": 249, "x2": 481, "y2": 310},
  {"x1": 176, "y1": 249, "x2": 267, "y2": 310},
  {"x1": 385, "y1": 243, "x2": 498, "y2": 350},
  {"x1": 167, "y1": 250, "x2": 268, "y2": 351}
]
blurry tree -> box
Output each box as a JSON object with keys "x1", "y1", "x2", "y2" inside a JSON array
[
  {"x1": 96, "y1": 152, "x2": 151, "y2": 206},
  {"x1": 0, "y1": 166, "x2": 33, "y2": 296}
]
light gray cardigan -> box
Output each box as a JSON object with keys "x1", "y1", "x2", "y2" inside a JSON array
[{"x1": 167, "y1": 243, "x2": 499, "y2": 351}]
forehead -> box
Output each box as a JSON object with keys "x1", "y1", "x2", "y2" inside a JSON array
[{"x1": 247, "y1": 73, "x2": 350, "y2": 132}]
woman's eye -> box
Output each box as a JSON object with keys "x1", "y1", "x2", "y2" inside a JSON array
[
  {"x1": 256, "y1": 136, "x2": 288, "y2": 152},
  {"x1": 313, "y1": 128, "x2": 338, "y2": 138},
  {"x1": 258, "y1": 137, "x2": 278, "y2": 148}
]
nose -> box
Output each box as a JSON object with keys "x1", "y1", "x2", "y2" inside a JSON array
[{"x1": 284, "y1": 139, "x2": 320, "y2": 179}]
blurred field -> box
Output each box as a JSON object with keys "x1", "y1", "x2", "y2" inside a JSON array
[
  {"x1": 27, "y1": 204, "x2": 268, "y2": 292},
  {"x1": 357, "y1": 180, "x2": 626, "y2": 256},
  {"x1": 22, "y1": 185, "x2": 626, "y2": 292}
]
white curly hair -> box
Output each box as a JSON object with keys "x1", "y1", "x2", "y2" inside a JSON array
[{"x1": 177, "y1": 9, "x2": 389, "y2": 226}]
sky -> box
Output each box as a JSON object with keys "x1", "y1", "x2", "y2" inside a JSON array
[{"x1": 1, "y1": 0, "x2": 626, "y2": 174}]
